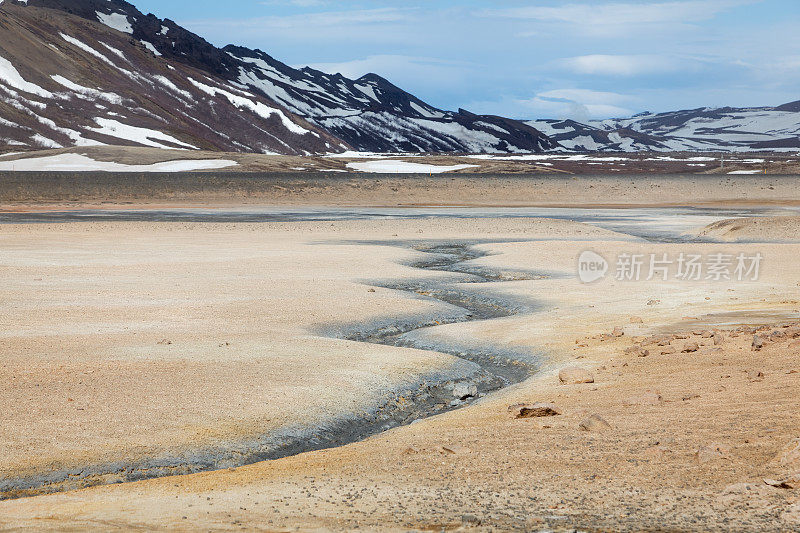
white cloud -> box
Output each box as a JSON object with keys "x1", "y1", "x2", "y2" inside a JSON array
[
  {"x1": 302, "y1": 55, "x2": 472, "y2": 87},
  {"x1": 559, "y1": 54, "x2": 686, "y2": 76},
  {"x1": 518, "y1": 89, "x2": 636, "y2": 120},
  {"x1": 185, "y1": 8, "x2": 411, "y2": 31},
  {"x1": 487, "y1": 0, "x2": 756, "y2": 26}
]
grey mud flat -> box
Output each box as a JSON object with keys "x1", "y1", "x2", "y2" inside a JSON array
[{"x1": 0, "y1": 240, "x2": 545, "y2": 501}]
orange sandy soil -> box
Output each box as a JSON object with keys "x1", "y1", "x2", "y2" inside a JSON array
[{"x1": 2, "y1": 320, "x2": 799, "y2": 531}]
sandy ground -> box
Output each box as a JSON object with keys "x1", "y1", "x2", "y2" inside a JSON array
[
  {"x1": 4, "y1": 173, "x2": 800, "y2": 210},
  {"x1": 0, "y1": 219, "x2": 619, "y2": 485},
  {"x1": 697, "y1": 215, "x2": 800, "y2": 241},
  {"x1": 1, "y1": 212, "x2": 800, "y2": 530}
]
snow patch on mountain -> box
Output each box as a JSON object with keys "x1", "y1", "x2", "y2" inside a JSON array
[
  {"x1": 96, "y1": 12, "x2": 133, "y2": 34},
  {"x1": 0, "y1": 153, "x2": 237, "y2": 171}
]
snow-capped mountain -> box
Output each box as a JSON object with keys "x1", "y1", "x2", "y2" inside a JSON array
[
  {"x1": 528, "y1": 103, "x2": 800, "y2": 152},
  {"x1": 225, "y1": 47, "x2": 555, "y2": 153},
  {"x1": 0, "y1": 0, "x2": 555, "y2": 154},
  {"x1": 0, "y1": 0, "x2": 338, "y2": 154}
]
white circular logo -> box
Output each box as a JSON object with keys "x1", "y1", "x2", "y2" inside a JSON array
[{"x1": 577, "y1": 250, "x2": 608, "y2": 283}]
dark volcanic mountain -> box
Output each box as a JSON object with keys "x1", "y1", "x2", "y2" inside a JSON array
[
  {"x1": 528, "y1": 104, "x2": 800, "y2": 152},
  {"x1": 0, "y1": 0, "x2": 556, "y2": 154}
]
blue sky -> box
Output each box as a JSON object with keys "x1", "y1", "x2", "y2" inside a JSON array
[{"x1": 132, "y1": 0, "x2": 800, "y2": 120}]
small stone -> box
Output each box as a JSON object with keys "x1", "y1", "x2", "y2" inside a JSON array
[
  {"x1": 514, "y1": 402, "x2": 562, "y2": 418},
  {"x1": 623, "y1": 391, "x2": 663, "y2": 406},
  {"x1": 747, "y1": 370, "x2": 765, "y2": 382},
  {"x1": 440, "y1": 445, "x2": 471, "y2": 455},
  {"x1": 452, "y1": 382, "x2": 478, "y2": 400},
  {"x1": 647, "y1": 299, "x2": 661, "y2": 306},
  {"x1": 624, "y1": 344, "x2": 649, "y2": 357},
  {"x1": 559, "y1": 367, "x2": 595, "y2": 384},
  {"x1": 401, "y1": 446, "x2": 420, "y2": 455},
  {"x1": 661, "y1": 346, "x2": 677, "y2": 355},
  {"x1": 630, "y1": 316, "x2": 644, "y2": 324},
  {"x1": 579, "y1": 414, "x2": 612, "y2": 432},
  {"x1": 462, "y1": 514, "x2": 482, "y2": 526},
  {"x1": 713, "y1": 334, "x2": 724, "y2": 345},
  {"x1": 612, "y1": 327, "x2": 625, "y2": 337},
  {"x1": 157, "y1": 339, "x2": 172, "y2": 345},
  {"x1": 701, "y1": 330, "x2": 714, "y2": 338},
  {"x1": 764, "y1": 476, "x2": 799, "y2": 489},
  {"x1": 752, "y1": 335, "x2": 764, "y2": 351},
  {"x1": 367, "y1": 288, "x2": 376, "y2": 293},
  {"x1": 695, "y1": 443, "x2": 730, "y2": 464},
  {"x1": 789, "y1": 340, "x2": 800, "y2": 349},
  {"x1": 682, "y1": 342, "x2": 700, "y2": 353}
]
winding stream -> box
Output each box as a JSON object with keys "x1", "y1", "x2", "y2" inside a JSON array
[{"x1": 1, "y1": 240, "x2": 544, "y2": 500}]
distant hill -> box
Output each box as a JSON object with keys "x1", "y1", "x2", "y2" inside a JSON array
[{"x1": 528, "y1": 103, "x2": 800, "y2": 152}]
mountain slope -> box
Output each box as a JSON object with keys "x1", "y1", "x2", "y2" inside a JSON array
[
  {"x1": 528, "y1": 104, "x2": 800, "y2": 152},
  {"x1": 225, "y1": 47, "x2": 556, "y2": 153},
  {"x1": 0, "y1": 0, "x2": 556, "y2": 154},
  {"x1": 0, "y1": 1, "x2": 339, "y2": 153}
]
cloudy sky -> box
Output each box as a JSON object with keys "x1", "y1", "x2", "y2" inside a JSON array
[{"x1": 133, "y1": 0, "x2": 800, "y2": 120}]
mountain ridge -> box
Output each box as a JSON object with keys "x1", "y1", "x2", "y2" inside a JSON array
[{"x1": 0, "y1": 0, "x2": 556, "y2": 154}]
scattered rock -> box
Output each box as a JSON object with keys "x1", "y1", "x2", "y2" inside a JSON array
[
  {"x1": 764, "y1": 475, "x2": 800, "y2": 489},
  {"x1": 612, "y1": 326, "x2": 625, "y2": 337},
  {"x1": 513, "y1": 402, "x2": 562, "y2": 418},
  {"x1": 769, "y1": 330, "x2": 786, "y2": 341},
  {"x1": 578, "y1": 414, "x2": 612, "y2": 432},
  {"x1": 559, "y1": 367, "x2": 595, "y2": 385},
  {"x1": 695, "y1": 443, "x2": 730, "y2": 464},
  {"x1": 682, "y1": 342, "x2": 700, "y2": 353},
  {"x1": 623, "y1": 391, "x2": 663, "y2": 406},
  {"x1": 452, "y1": 382, "x2": 478, "y2": 400},
  {"x1": 440, "y1": 445, "x2": 471, "y2": 455},
  {"x1": 624, "y1": 345, "x2": 649, "y2": 357},
  {"x1": 461, "y1": 514, "x2": 482, "y2": 526},
  {"x1": 752, "y1": 335, "x2": 764, "y2": 351}
]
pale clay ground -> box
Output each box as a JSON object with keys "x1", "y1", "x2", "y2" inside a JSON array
[{"x1": 0, "y1": 215, "x2": 799, "y2": 531}]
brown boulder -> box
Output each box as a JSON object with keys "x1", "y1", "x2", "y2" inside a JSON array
[
  {"x1": 695, "y1": 443, "x2": 730, "y2": 464},
  {"x1": 513, "y1": 402, "x2": 562, "y2": 418},
  {"x1": 682, "y1": 342, "x2": 700, "y2": 353},
  {"x1": 752, "y1": 335, "x2": 764, "y2": 351},
  {"x1": 578, "y1": 414, "x2": 612, "y2": 432}
]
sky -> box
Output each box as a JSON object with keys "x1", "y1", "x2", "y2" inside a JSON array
[{"x1": 130, "y1": 0, "x2": 800, "y2": 120}]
